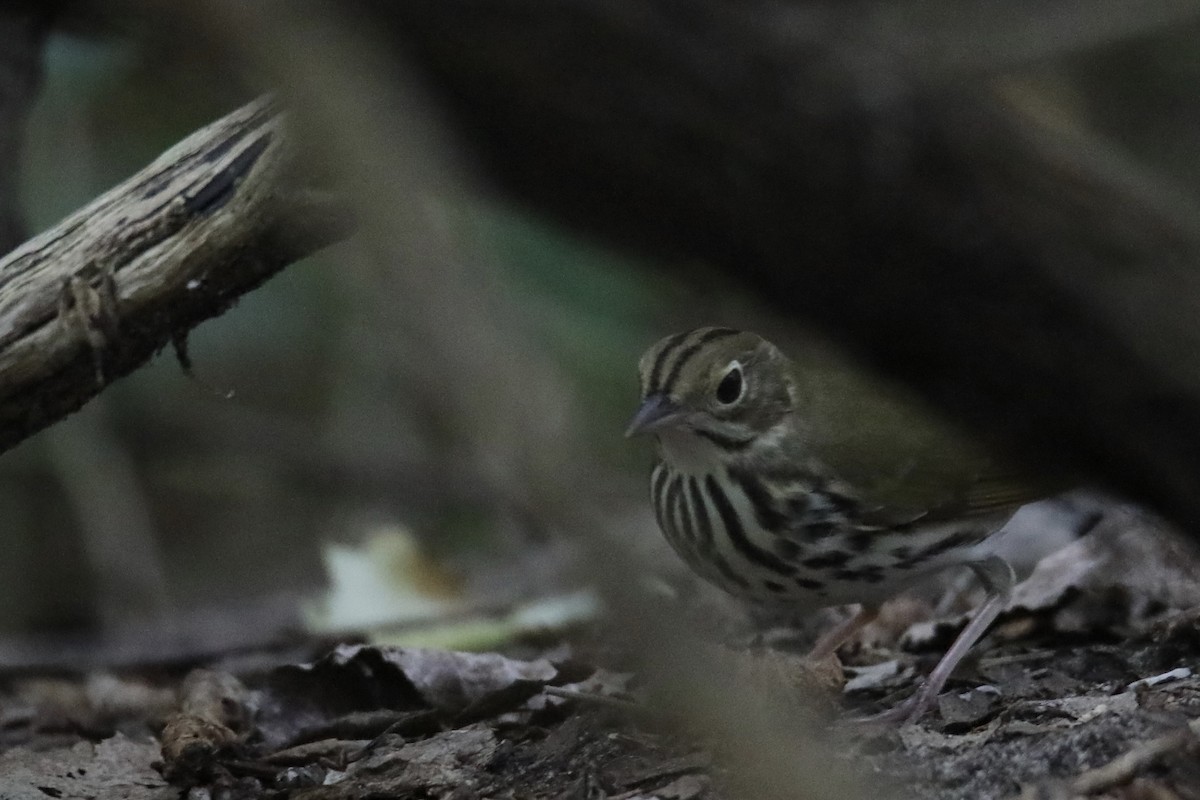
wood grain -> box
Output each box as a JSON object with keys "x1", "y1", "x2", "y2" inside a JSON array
[{"x1": 0, "y1": 97, "x2": 350, "y2": 451}]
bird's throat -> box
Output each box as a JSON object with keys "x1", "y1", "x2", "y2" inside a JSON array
[{"x1": 656, "y1": 428, "x2": 737, "y2": 474}]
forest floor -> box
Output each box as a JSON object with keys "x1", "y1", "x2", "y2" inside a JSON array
[
  {"x1": 3, "y1": 515, "x2": 1200, "y2": 800},
  {"x1": 2, "y1": 622, "x2": 1200, "y2": 800}
]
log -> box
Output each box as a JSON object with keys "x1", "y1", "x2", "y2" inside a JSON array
[
  {"x1": 0, "y1": 97, "x2": 350, "y2": 452},
  {"x1": 372, "y1": 0, "x2": 1200, "y2": 529}
]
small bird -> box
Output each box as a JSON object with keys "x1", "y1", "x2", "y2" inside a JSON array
[{"x1": 626, "y1": 326, "x2": 1047, "y2": 723}]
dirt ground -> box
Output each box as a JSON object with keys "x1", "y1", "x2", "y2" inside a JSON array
[
  {"x1": 0, "y1": 616, "x2": 1199, "y2": 800},
  {"x1": 3, "y1": 512, "x2": 1200, "y2": 800}
]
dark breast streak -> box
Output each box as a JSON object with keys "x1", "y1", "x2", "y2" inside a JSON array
[
  {"x1": 703, "y1": 474, "x2": 794, "y2": 575},
  {"x1": 649, "y1": 459, "x2": 998, "y2": 605},
  {"x1": 652, "y1": 460, "x2": 829, "y2": 599}
]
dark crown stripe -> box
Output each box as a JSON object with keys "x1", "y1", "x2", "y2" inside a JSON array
[
  {"x1": 727, "y1": 466, "x2": 789, "y2": 532},
  {"x1": 655, "y1": 327, "x2": 739, "y2": 395},
  {"x1": 693, "y1": 428, "x2": 754, "y2": 451},
  {"x1": 686, "y1": 476, "x2": 715, "y2": 554},
  {"x1": 646, "y1": 330, "x2": 691, "y2": 395},
  {"x1": 704, "y1": 475, "x2": 795, "y2": 576}
]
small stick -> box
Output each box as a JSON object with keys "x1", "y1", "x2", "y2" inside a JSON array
[
  {"x1": 1016, "y1": 718, "x2": 1200, "y2": 797},
  {"x1": 543, "y1": 685, "x2": 641, "y2": 711}
]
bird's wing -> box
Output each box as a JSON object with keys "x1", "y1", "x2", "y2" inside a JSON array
[{"x1": 792, "y1": 351, "x2": 1053, "y2": 527}]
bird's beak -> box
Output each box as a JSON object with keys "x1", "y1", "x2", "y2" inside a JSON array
[{"x1": 625, "y1": 394, "x2": 684, "y2": 437}]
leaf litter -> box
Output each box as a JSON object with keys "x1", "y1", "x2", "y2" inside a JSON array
[{"x1": 3, "y1": 502, "x2": 1200, "y2": 798}]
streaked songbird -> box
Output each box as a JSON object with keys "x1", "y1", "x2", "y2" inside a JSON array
[{"x1": 627, "y1": 326, "x2": 1047, "y2": 723}]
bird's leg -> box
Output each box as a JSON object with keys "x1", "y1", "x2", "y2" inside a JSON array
[
  {"x1": 858, "y1": 555, "x2": 1015, "y2": 725},
  {"x1": 807, "y1": 604, "x2": 879, "y2": 661}
]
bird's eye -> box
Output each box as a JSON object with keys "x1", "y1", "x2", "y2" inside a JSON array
[{"x1": 715, "y1": 364, "x2": 744, "y2": 405}]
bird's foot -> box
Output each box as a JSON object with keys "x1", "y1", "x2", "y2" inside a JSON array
[
  {"x1": 845, "y1": 555, "x2": 1017, "y2": 729},
  {"x1": 845, "y1": 684, "x2": 938, "y2": 728}
]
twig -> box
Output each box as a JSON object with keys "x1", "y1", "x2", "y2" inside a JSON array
[
  {"x1": 1016, "y1": 718, "x2": 1200, "y2": 797},
  {"x1": 543, "y1": 685, "x2": 642, "y2": 712},
  {"x1": 980, "y1": 650, "x2": 1056, "y2": 668}
]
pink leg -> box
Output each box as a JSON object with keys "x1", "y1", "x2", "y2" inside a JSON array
[
  {"x1": 860, "y1": 555, "x2": 1015, "y2": 725},
  {"x1": 808, "y1": 604, "x2": 880, "y2": 661}
]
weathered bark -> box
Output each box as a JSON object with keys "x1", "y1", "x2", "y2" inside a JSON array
[{"x1": 0, "y1": 97, "x2": 350, "y2": 452}]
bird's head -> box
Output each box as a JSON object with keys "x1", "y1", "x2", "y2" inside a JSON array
[{"x1": 626, "y1": 327, "x2": 795, "y2": 451}]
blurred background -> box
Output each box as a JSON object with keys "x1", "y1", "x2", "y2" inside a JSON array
[
  {"x1": 2, "y1": 6, "x2": 1200, "y2": 655},
  {"x1": 1, "y1": 10, "x2": 688, "y2": 643}
]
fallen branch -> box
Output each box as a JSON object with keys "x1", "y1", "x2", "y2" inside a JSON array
[{"x1": 0, "y1": 96, "x2": 351, "y2": 453}]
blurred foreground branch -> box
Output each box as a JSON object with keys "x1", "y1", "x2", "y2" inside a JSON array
[{"x1": 0, "y1": 97, "x2": 350, "y2": 453}]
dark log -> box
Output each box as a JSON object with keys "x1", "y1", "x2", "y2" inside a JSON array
[{"x1": 370, "y1": 1, "x2": 1200, "y2": 529}]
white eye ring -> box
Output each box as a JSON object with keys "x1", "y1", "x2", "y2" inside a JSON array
[{"x1": 715, "y1": 360, "x2": 745, "y2": 405}]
